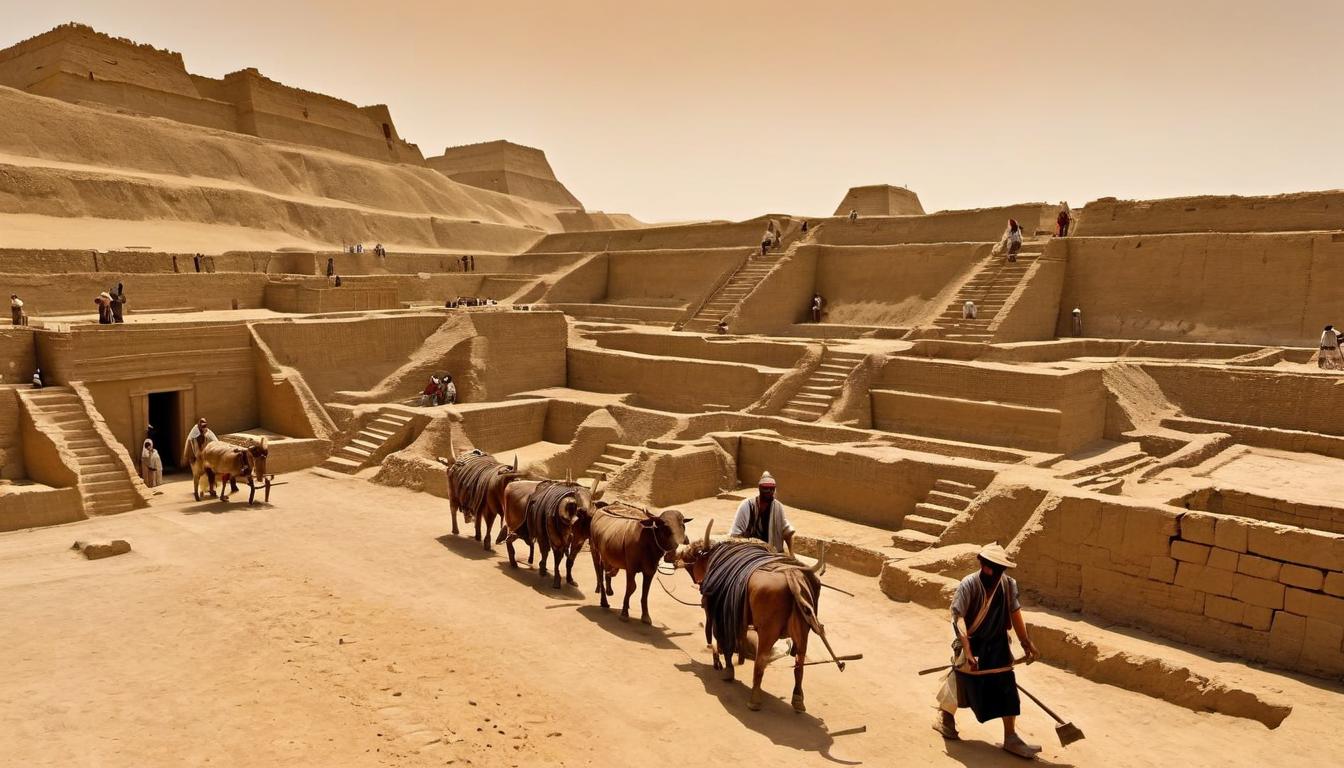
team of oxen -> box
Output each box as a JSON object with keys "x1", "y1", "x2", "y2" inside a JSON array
[{"x1": 436, "y1": 442, "x2": 844, "y2": 713}]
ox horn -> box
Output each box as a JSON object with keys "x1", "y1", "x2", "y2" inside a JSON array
[
  {"x1": 512, "y1": 454, "x2": 519, "y2": 471},
  {"x1": 808, "y1": 543, "x2": 828, "y2": 577},
  {"x1": 702, "y1": 519, "x2": 713, "y2": 548},
  {"x1": 590, "y1": 475, "x2": 603, "y2": 500},
  {"x1": 448, "y1": 430, "x2": 457, "y2": 463}
]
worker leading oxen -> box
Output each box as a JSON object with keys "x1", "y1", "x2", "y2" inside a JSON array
[
  {"x1": 191, "y1": 437, "x2": 270, "y2": 503},
  {"x1": 589, "y1": 501, "x2": 693, "y2": 624},
  {"x1": 730, "y1": 471, "x2": 796, "y2": 553},
  {"x1": 677, "y1": 521, "x2": 837, "y2": 713},
  {"x1": 436, "y1": 439, "x2": 527, "y2": 549},
  {"x1": 500, "y1": 475, "x2": 603, "y2": 589}
]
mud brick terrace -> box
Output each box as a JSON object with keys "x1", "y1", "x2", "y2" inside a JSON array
[{"x1": 0, "y1": 21, "x2": 1341, "y2": 768}]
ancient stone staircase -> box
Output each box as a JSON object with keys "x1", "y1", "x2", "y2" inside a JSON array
[
  {"x1": 321, "y1": 410, "x2": 414, "y2": 474},
  {"x1": 930, "y1": 238, "x2": 1046, "y2": 342},
  {"x1": 679, "y1": 254, "x2": 783, "y2": 333},
  {"x1": 582, "y1": 443, "x2": 639, "y2": 481},
  {"x1": 780, "y1": 349, "x2": 866, "y2": 422},
  {"x1": 1064, "y1": 448, "x2": 1158, "y2": 495},
  {"x1": 19, "y1": 387, "x2": 140, "y2": 515},
  {"x1": 892, "y1": 478, "x2": 986, "y2": 550}
]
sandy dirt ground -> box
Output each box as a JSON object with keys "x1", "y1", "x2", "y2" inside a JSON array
[{"x1": 1, "y1": 471, "x2": 1340, "y2": 768}]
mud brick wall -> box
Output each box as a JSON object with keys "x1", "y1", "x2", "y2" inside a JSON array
[
  {"x1": 813, "y1": 204, "x2": 1055, "y2": 245},
  {"x1": 0, "y1": 329, "x2": 36, "y2": 386},
  {"x1": 1181, "y1": 487, "x2": 1344, "y2": 536},
  {"x1": 1015, "y1": 494, "x2": 1344, "y2": 678},
  {"x1": 262, "y1": 283, "x2": 401, "y2": 313},
  {"x1": 1144, "y1": 364, "x2": 1344, "y2": 436},
  {"x1": 593, "y1": 332, "x2": 807, "y2": 369},
  {"x1": 1076, "y1": 191, "x2": 1344, "y2": 236},
  {"x1": 456, "y1": 401, "x2": 548, "y2": 455},
  {"x1": 567, "y1": 348, "x2": 780, "y2": 413},
  {"x1": 0, "y1": 387, "x2": 23, "y2": 479}
]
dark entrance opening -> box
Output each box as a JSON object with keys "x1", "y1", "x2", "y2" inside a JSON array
[
  {"x1": 382, "y1": 122, "x2": 392, "y2": 140},
  {"x1": 148, "y1": 391, "x2": 182, "y2": 472}
]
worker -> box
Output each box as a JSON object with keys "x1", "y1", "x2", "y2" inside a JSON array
[
  {"x1": 933, "y1": 542, "x2": 1041, "y2": 758},
  {"x1": 729, "y1": 471, "x2": 796, "y2": 554},
  {"x1": 963, "y1": 300, "x2": 977, "y2": 320}
]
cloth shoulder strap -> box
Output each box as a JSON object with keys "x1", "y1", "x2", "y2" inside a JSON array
[{"x1": 966, "y1": 576, "x2": 1003, "y2": 635}]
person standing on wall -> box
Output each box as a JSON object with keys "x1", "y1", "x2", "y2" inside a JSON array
[
  {"x1": 1056, "y1": 202, "x2": 1071, "y2": 237},
  {"x1": 801, "y1": 221, "x2": 809, "y2": 235},
  {"x1": 1071, "y1": 307, "x2": 1083, "y2": 337},
  {"x1": 95, "y1": 293, "x2": 114, "y2": 324},
  {"x1": 193, "y1": 254, "x2": 202, "y2": 273},
  {"x1": 1318, "y1": 325, "x2": 1344, "y2": 370},
  {"x1": 31, "y1": 368, "x2": 43, "y2": 388},
  {"x1": 848, "y1": 209, "x2": 858, "y2": 223},
  {"x1": 110, "y1": 282, "x2": 127, "y2": 323},
  {"x1": 1002, "y1": 219, "x2": 1023, "y2": 263},
  {"x1": 10, "y1": 293, "x2": 25, "y2": 326},
  {"x1": 933, "y1": 543, "x2": 1041, "y2": 759},
  {"x1": 811, "y1": 293, "x2": 825, "y2": 323},
  {"x1": 326, "y1": 257, "x2": 335, "y2": 279}
]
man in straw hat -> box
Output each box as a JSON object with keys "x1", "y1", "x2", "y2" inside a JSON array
[
  {"x1": 934, "y1": 542, "x2": 1041, "y2": 758},
  {"x1": 729, "y1": 471, "x2": 796, "y2": 554}
]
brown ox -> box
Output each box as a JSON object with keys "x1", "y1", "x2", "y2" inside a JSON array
[
  {"x1": 589, "y1": 502, "x2": 693, "y2": 624},
  {"x1": 436, "y1": 441, "x2": 525, "y2": 550},
  {"x1": 191, "y1": 438, "x2": 271, "y2": 504},
  {"x1": 678, "y1": 521, "x2": 830, "y2": 712},
  {"x1": 500, "y1": 476, "x2": 603, "y2": 589}
]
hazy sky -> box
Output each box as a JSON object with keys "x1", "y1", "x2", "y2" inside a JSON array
[{"x1": 4, "y1": 1, "x2": 1343, "y2": 222}]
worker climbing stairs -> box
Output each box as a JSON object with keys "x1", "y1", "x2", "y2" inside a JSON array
[{"x1": 931, "y1": 238, "x2": 1047, "y2": 342}]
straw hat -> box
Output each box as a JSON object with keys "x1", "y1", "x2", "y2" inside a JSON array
[
  {"x1": 757, "y1": 471, "x2": 777, "y2": 488},
  {"x1": 978, "y1": 542, "x2": 1016, "y2": 569}
]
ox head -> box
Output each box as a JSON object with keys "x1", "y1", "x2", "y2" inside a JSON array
[
  {"x1": 560, "y1": 475, "x2": 606, "y2": 538},
  {"x1": 641, "y1": 506, "x2": 693, "y2": 564},
  {"x1": 245, "y1": 437, "x2": 269, "y2": 480},
  {"x1": 676, "y1": 519, "x2": 715, "y2": 585}
]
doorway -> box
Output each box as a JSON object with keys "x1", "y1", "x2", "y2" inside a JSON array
[{"x1": 147, "y1": 391, "x2": 182, "y2": 471}]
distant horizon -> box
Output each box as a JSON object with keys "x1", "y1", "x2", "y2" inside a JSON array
[{"x1": 2, "y1": 2, "x2": 1342, "y2": 223}]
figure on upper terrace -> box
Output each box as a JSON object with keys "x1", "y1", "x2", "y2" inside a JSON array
[
  {"x1": 848, "y1": 209, "x2": 858, "y2": 223},
  {"x1": 326, "y1": 257, "x2": 335, "y2": 278},
  {"x1": 95, "y1": 293, "x2": 113, "y2": 324},
  {"x1": 1318, "y1": 325, "x2": 1343, "y2": 369},
  {"x1": 729, "y1": 471, "x2": 796, "y2": 554},
  {"x1": 716, "y1": 318, "x2": 729, "y2": 335},
  {"x1": 420, "y1": 375, "x2": 440, "y2": 407},
  {"x1": 1056, "y1": 202, "x2": 1072, "y2": 237},
  {"x1": 811, "y1": 293, "x2": 825, "y2": 323},
  {"x1": 438, "y1": 374, "x2": 457, "y2": 406},
  {"x1": 30, "y1": 368, "x2": 42, "y2": 389},
  {"x1": 1002, "y1": 219, "x2": 1023, "y2": 263},
  {"x1": 10, "y1": 293, "x2": 25, "y2": 326},
  {"x1": 1072, "y1": 307, "x2": 1083, "y2": 337},
  {"x1": 109, "y1": 282, "x2": 126, "y2": 323}
]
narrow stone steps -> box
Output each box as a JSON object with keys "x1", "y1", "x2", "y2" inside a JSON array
[
  {"x1": 892, "y1": 528, "x2": 939, "y2": 550},
  {"x1": 913, "y1": 502, "x2": 962, "y2": 523},
  {"x1": 925, "y1": 490, "x2": 973, "y2": 510},
  {"x1": 934, "y1": 479, "x2": 979, "y2": 494},
  {"x1": 903, "y1": 514, "x2": 952, "y2": 537}
]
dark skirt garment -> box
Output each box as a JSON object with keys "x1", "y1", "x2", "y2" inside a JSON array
[{"x1": 954, "y1": 580, "x2": 1021, "y2": 722}]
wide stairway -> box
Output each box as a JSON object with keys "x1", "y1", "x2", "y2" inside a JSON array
[
  {"x1": 893, "y1": 478, "x2": 987, "y2": 550},
  {"x1": 678, "y1": 253, "x2": 783, "y2": 332},
  {"x1": 321, "y1": 410, "x2": 415, "y2": 474},
  {"x1": 930, "y1": 238, "x2": 1046, "y2": 342},
  {"x1": 19, "y1": 387, "x2": 140, "y2": 515},
  {"x1": 780, "y1": 349, "x2": 867, "y2": 422}
]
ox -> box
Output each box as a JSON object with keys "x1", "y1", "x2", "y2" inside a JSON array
[
  {"x1": 500, "y1": 476, "x2": 603, "y2": 589},
  {"x1": 678, "y1": 521, "x2": 831, "y2": 712},
  {"x1": 191, "y1": 438, "x2": 271, "y2": 504},
  {"x1": 436, "y1": 439, "x2": 525, "y2": 549},
  {"x1": 589, "y1": 502, "x2": 693, "y2": 624}
]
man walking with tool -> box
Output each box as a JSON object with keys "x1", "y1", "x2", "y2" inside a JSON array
[{"x1": 933, "y1": 542, "x2": 1041, "y2": 758}]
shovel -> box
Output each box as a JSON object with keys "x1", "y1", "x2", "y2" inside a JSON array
[{"x1": 1017, "y1": 682, "x2": 1085, "y2": 747}]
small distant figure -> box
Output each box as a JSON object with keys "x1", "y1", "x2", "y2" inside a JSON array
[
  {"x1": 1056, "y1": 202, "x2": 1071, "y2": 237},
  {"x1": 963, "y1": 300, "x2": 977, "y2": 320},
  {"x1": 10, "y1": 293, "x2": 25, "y2": 326},
  {"x1": 141, "y1": 439, "x2": 163, "y2": 488},
  {"x1": 801, "y1": 221, "x2": 809, "y2": 234},
  {"x1": 31, "y1": 368, "x2": 43, "y2": 389},
  {"x1": 333, "y1": 275, "x2": 343, "y2": 287},
  {"x1": 110, "y1": 282, "x2": 126, "y2": 323},
  {"x1": 95, "y1": 293, "x2": 114, "y2": 324},
  {"x1": 760, "y1": 232, "x2": 772, "y2": 256},
  {"x1": 848, "y1": 209, "x2": 858, "y2": 223},
  {"x1": 375, "y1": 243, "x2": 386, "y2": 261},
  {"x1": 1003, "y1": 219, "x2": 1023, "y2": 262},
  {"x1": 438, "y1": 374, "x2": 457, "y2": 405},
  {"x1": 172, "y1": 255, "x2": 179, "y2": 273},
  {"x1": 1319, "y1": 325, "x2": 1344, "y2": 370},
  {"x1": 355, "y1": 243, "x2": 364, "y2": 254},
  {"x1": 193, "y1": 253, "x2": 202, "y2": 273},
  {"x1": 811, "y1": 293, "x2": 825, "y2": 323},
  {"x1": 469, "y1": 255, "x2": 476, "y2": 272},
  {"x1": 1071, "y1": 307, "x2": 1083, "y2": 337},
  {"x1": 420, "y1": 375, "x2": 440, "y2": 406},
  {"x1": 716, "y1": 318, "x2": 729, "y2": 335},
  {"x1": 326, "y1": 257, "x2": 335, "y2": 278}
]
